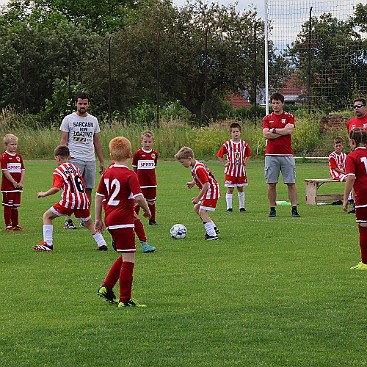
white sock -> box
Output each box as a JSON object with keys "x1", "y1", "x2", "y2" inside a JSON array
[
  {"x1": 238, "y1": 191, "x2": 245, "y2": 209},
  {"x1": 204, "y1": 221, "x2": 216, "y2": 237},
  {"x1": 226, "y1": 193, "x2": 233, "y2": 210},
  {"x1": 93, "y1": 233, "x2": 106, "y2": 247},
  {"x1": 43, "y1": 224, "x2": 53, "y2": 245}
]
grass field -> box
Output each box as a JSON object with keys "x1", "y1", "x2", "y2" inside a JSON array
[{"x1": 1, "y1": 159, "x2": 365, "y2": 367}]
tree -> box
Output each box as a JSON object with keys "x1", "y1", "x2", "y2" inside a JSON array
[
  {"x1": 83, "y1": 0, "x2": 267, "y2": 122},
  {"x1": 288, "y1": 6, "x2": 366, "y2": 108}
]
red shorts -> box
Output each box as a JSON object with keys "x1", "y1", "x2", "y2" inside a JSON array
[
  {"x1": 356, "y1": 206, "x2": 367, "y2": 224},
  {"x1": 51, "y1": 202, "x2": 91, "y2": 221},
  {"x1": 224, "y1": 174, "x2": 248, "y2": 187},
  {"x1": 109, "y1": 227, "x2": 136, "y2": 252},
  {"x1": 2, "y1": 192, "x2": 21, "y2": 207},
  {"x1": 141, "y1": 187, "x2": 156, "y2": 202},
  {"x1": 198, "y1": 197, "x2": 218, "y2": 211}
]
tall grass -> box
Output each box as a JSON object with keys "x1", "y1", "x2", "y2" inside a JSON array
[{"x1": 0, "y1": 108, "x2": 349, "y2": 159}]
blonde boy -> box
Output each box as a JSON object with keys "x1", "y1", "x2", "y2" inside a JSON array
[
  {"x1": 175, "y1": 147, "x2": 220, "y2": 240},
  {"x1": 1, "y1": 134, "x2": 25, "y2": 232}
]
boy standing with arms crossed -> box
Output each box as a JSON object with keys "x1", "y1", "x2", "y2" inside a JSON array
[
  {"x1": 33, "y1": 145, "x2": 107, "y2": 252},
  {"x1": 217, "y1": 122, "x2": 251, "y2": 212},
  {"x1": 96, "y1": 137, "x2": 151, "y2": 307},
  {"x1": 1, "y1": 134, "x2": 25, "y2": 232},
  {"x1": 175, "y1": 147, "x2": 220, "y2": 240},
  {"x1": 132, "y1": 131, "x2": 158, "y2": 225}
]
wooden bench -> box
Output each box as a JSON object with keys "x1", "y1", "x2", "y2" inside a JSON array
[{"x1": 305, "y1": 178, "x2": 344, "y2": 205}]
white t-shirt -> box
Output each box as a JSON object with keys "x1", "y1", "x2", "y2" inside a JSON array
[{"x1": 60, "y1": 112, "x2": 100, "y2": 161}]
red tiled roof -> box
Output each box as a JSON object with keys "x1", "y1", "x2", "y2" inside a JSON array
[{"x1": 226, "y1": 93, "x2": 252, "y2": 109}]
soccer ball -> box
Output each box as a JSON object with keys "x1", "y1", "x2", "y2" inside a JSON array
[{"x1": 170, "y1": 224, "x2": 187, "y2": 239}]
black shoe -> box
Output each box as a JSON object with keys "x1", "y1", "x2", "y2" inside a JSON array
[
  {"x1": 269, "y1": 208, "x2": 276, "y2": 217},
  {"x1": 96, "y1": 245, "x2": 108, "y2": 251},
  {"x1": 227, "y1": 208, "x2": 233, "y2": 212},
  {"x1": 204, "y1": 234, "x2": 219, "y2": 241},
  {"x1": 239, "y1": 208, "x2": 246, "y2": 212},
  {"x1": 292, "y1": 209, "x2": 300, "y2": 217},
  {"x1": 97, "y1": 286, "x2": 117, "y2": 304},
  {"x1": 149, "y1": 220, "x2": 158, "y2": 225},
  {"x1": 348, "y1": 209, "x2": 356, "y2": 214},
  {"x1": 214, "y1": 227, "x2": 220, "y2": 234}
]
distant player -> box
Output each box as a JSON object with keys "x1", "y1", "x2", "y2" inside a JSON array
[
  {"x1": 175, "y1": 146, "x2": 220, "y2": 240},
  {"x1": 343, "y1": 128, "x2": 367, "y2": 270},
  {"x1": 217, "y1": 122, "x2": 251, "y2": 212},
  {"x1": 329, "y1": 137, "x2": 347, "y2": 181},
  {"x1": 33, "y1": 145, "x2": 107, "y2": 252},
  {"x1": 96, "y1": 136, "x2": 151, "y2": 308},
  {"x1": 1, "y1": 134, "x2": 25, "y2": 232},
  {"x1": 132, "y1": 130, "x2": 158, "y2": 225}
]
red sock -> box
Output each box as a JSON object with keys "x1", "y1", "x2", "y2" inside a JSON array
[
  {"x1": 4, "y1": 206, "x2": 11, "y2": 227},
  {"x1": 119, "y1": 261, "x2": 135, "y2": 302},
  {"x1": 148, "y1": 203, "x2": 156, "y2": 221},
  {"x1": 103, "y1": 256, "x2": 122, "y2": 289},
  {"x1": 358, "y1": 225, "x2": 367, "y2": 264},
  {"x1": 11, "y1": 208, "x2": 19, "y2": 227},
  {"x1": 134, "y1": 218, "x2": 146, "y2": 242},
  {"x1": 134, "y1": 205, "x2": 140, "y2": 216}
]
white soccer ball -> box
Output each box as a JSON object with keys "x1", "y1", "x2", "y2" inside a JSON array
[{"x1": 170, "y1": 224, "x2": 187, "y2": 239}]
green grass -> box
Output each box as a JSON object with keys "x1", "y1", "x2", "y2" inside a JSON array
[{"x1": 1, "y1": 159, "x2": 366, "y2": 367}]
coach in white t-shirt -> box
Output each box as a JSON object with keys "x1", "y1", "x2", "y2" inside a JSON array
[{"x1": 60, "y1": 92, "x2": 105, "y2": 229}]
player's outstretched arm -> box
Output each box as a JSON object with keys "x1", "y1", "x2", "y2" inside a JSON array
[{"x1": 37, "y1": 187, "x2": 60, "y2": 198}]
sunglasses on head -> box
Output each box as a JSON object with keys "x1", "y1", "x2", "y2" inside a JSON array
[{"x1": 353, "y1": 104, "x2": 365, "y2": 109}]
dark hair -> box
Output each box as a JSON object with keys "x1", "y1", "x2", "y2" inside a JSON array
[
  {"x1": 349, "y1": 128, "x2": 367, "y2": 146},
  {"x1": 74, "y1": 92, "x2": 90, "y2": 103},
  {"x1": 54, "y1": 145, "x2": 70, "y2": 158},
  {"x1": 270, "y1": 92, "x2": 284, "y2": 103},
  {"x1": 229, "y1": 122, "x2": 241, "y2": 131},
  {"x1": 354, "y1": 97, "x2": 366, "y2": 106},
  {"x1": 334, "y1": 136, "x2": 343, "y2": 145}
]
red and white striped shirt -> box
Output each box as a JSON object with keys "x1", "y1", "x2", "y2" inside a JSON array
[
  {"x1": 191, "y1": 161, "x2": 220, "y2": 200},
  {"x1": 53, "y1": 163, "x2": 89, "y2": 209},
  {"x1": 217, "y1": 140, "x2": 251, "y2": 177},
  {"x1": 328, "y1": 151, "x2": 346, "y2": 181}
]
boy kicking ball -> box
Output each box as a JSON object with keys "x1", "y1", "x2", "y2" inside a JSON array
[{"x1": 33, "y1": 145, "x2": 107, "y2": 252}]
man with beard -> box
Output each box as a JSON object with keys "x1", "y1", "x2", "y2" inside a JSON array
[{"x1": 60, "y1": 92, "x2": 105, "y2": 232}]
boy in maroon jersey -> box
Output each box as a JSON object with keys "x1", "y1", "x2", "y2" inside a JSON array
[
  {"x1": 343, "y1": 128, "x2": 367, "y2": 270},
  {"x1": 132, "y1": 130, "x2": 158, "y2": 225},
  {"x1": 175, "y1": 146, "x2": 220, "y2": 240},
  {"x1": 217, "y1": 122, "x2": 251, "y2": 212},
  {"x1": 1, "y1": 134, "x2": 25, "y2": 232},
  {"x1": 32, "y1": 145, "x2": 107, "y2": 252},
  {"x1": 96, "y1": 136, "x2": 151, "y2": 308}
]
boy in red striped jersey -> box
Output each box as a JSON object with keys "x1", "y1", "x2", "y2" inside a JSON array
[
  {"x1": 32, "y1": 145, "x2": 107, "y2": 252},
  {"x1": 217, "y1": 122, "x2": 251, "y2": 212},
  {"x1": 175, "y1": 147, "x2": 220, "y2": 240},
  {"x1": 329, "y1": 137, "x2": 347, "y2": 181}
]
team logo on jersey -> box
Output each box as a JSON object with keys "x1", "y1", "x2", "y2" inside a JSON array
[
  {"x1": 281, "y1": 119, "x2": 286, "y2": 124},
  {"x1": 16, "y1": 156, "x2": 21, "y2": 162},
  {"x1": 151, "y1": 153, "x2": 156, "y2": 159}
]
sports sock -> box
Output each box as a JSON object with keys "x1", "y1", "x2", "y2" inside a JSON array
[
  {"x1": 104, "y1": 256, "x2": 122, "y2": 289},
  {"x1": 134, "y1": 217, "x2": 146, "y2": 242},
  {"x1": 226, "y1": 193, "x2": 233, "y2": 210},
  {"x1": 238, "y1": 191, "x2": 245, "y2": 209},
  {"x1": 134, "y1": 205, "x2": 140, "y2": 216},
  {"x1": 92, "y1": 232, "x2": 107, "y2": 247},
  {"x1": 4, "y1": 206, "x2": 11, "y2": 227},
  {"x1": 11, "y1": 208, "x2": 19, "y2": 227},
  {"x1": 119, "y1": 261, "x2": 135, "y2": 302},
  {"x1": 148, "y1": 203, "x2": 156, "y2": 221},
  {"x1": 43, "y1": 224, "x2": 53, "y2": 245},
  {"x1": 358, "y1": 225, "x2": 367, "y2": 264},
  {"x1": 204, "y1": 221, "x2": 216, "y2": 237}
]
